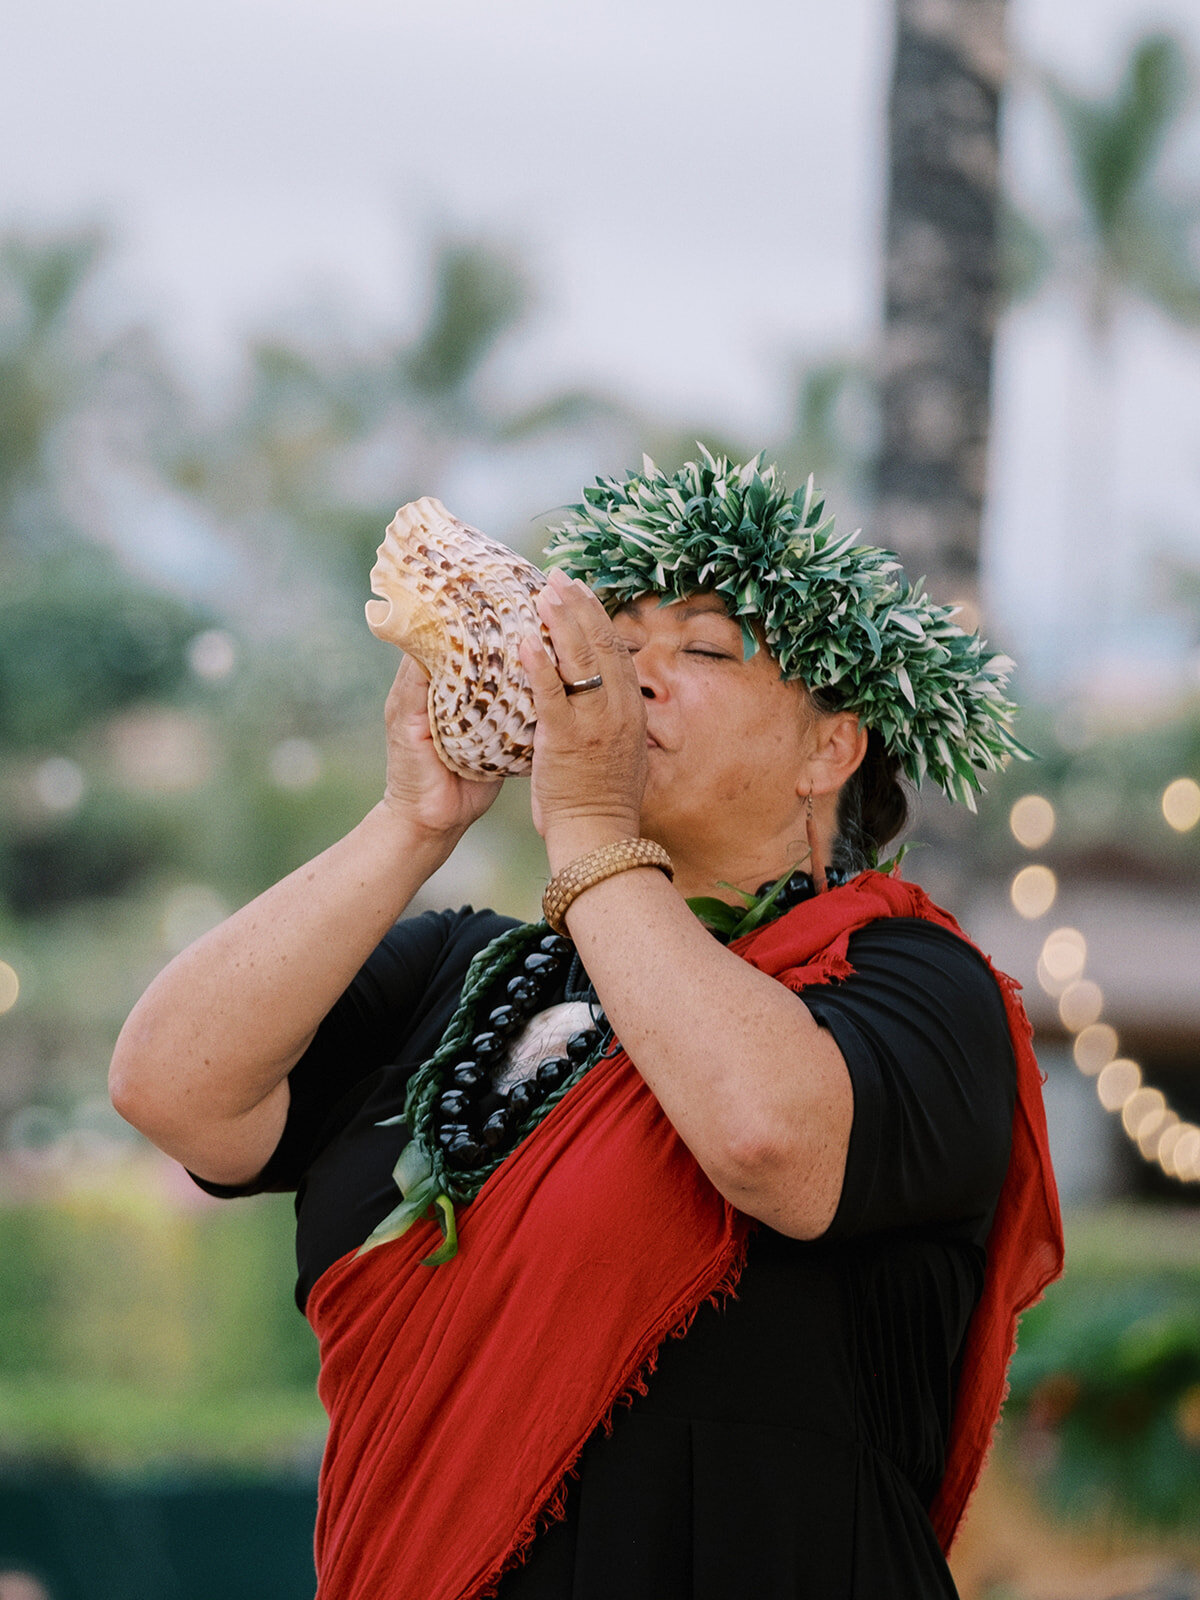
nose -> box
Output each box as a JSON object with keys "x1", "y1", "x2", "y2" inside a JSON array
[{"x1": 630, "y1": 643, "x2": 668, "y2": 701}]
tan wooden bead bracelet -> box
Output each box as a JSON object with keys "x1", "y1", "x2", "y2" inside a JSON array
[{"x1": 541, "y1": 839, "x2": 674, "y2": 935}]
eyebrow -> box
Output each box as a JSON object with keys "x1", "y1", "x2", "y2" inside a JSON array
[{"x1": 613, "y1": 596, "x2": 735, "y2": 623}]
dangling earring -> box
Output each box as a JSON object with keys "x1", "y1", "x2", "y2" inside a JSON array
[{"x1": 806, "y1": 789, "x2": 828, "y2": 894}]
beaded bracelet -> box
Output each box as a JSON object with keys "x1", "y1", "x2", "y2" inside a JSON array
[{"x1": 541, "y1": 839, "x2": 674, "y2": 934}]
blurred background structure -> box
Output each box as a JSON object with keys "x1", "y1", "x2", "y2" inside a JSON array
[{"x1": 1, "y1": 1, "x2": 1199, "y2": 1596}]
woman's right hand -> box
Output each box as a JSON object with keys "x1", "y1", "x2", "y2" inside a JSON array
[
  {"x1": 381, "y1": 655, "x2": 503, "y2": 841},
  {"x1": 110, "y1": 652, "x2": 503, "y2": 1188}
]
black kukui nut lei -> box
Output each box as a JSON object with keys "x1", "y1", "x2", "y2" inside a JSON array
[
  {"x1": 485, "y1": 1005, "x2": 521, "y2": 1037},
  {"x1": 429, "y1": 868, "x2": 846, "y2": 1189},
  {"x1": 418, "y1": 929, "x2": 606, "y2": 1185},
  {"x1": 432, "y1": 864, "x2": 844, "y2": 1190},
  {"x1": 361, "y1": 860, "x2": 851, "y2": 1263}
]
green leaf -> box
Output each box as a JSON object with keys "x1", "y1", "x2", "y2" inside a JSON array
[
  {"x1": 726, "y1": 862, "x2": 803, "y2": 937},
  {"x1": 422, "y1": 1194, "x2": 459, "y2": 1266},
  {"x1": 356, "y1": 1175, "x2": 439, "y2": 1255},
  {"x1": 685, "y1": 896, "x2": 745, "y2": 934},
  {"x1": 713, "y1": 880, "x2": 757, "y2": 909},
  {"x1": 394, "y1": 1138, "x2": 432, "y2": 1198},
  {"x1": 686, "y1": 860, "x2": 812, "y2": 940}
]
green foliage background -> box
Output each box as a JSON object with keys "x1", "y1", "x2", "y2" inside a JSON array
[
  {"x1": 0, "y1": 1190, "x2": 323, "y2": 1472},
  {"x1": 1004, "y1": 1207, "x2": 1200, "y2": 1533}
]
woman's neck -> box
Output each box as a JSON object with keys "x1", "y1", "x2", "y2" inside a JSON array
[{"x1": 645, "y1": 803, "x2": 841, "y2": 905}]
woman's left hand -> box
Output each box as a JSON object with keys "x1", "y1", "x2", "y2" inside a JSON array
[{"x1": 519, "y1": 570, "x2": 647, "y2": 855}]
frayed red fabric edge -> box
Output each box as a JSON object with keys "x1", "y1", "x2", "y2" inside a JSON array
[
  {"x1": 466, "y1": 1227, "x2": 751, "y2": 1600},
  {"x1": 928, "y1": 945, "x2": 1064, "y2": 1553},
  {"x1": 782, "y1": 950, "x2": 855, "y2": 988}
]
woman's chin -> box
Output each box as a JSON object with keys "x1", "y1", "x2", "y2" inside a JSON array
[{"x1": 635, "y1": 799, "x2": 692, "y2": 856}]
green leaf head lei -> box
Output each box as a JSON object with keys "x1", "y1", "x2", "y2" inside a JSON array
[{"x1": 543, "y1": 446, "x2": 1031, "y2": 808}]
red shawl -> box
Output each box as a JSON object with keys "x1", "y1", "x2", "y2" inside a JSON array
[{"x1": 305, "y1": 872, "x2": 1063, "y2": 1598}]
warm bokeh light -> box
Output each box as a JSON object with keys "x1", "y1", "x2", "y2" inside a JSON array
[
  {"x1": 1139, "y1": 1109, "x2": 1176, "y2": 1160},
  {"x1": 1162, "y1": 776, "x2": 1200, "y2": 832},
  {"x1": 1010, "y1": 864, "x2": 1057, "y2": 919},
  {"x1": 1121, "y1": 1086, "x2": 1166, "y2": 1140},
  {"x1": 0, "y1": 960, "x2": 19, "y2": 1014},
  {"x1": 1097, "y1": 1057, "x2": 1142, "y2": 1111},
  {"x1": 1040, "y1": 927, "x2": 1086, "y2": 985},
  {"x1": 1158, "y1": 1121, "x2": 1186, "y2": 1175},
  {"x1": 1036, "y1": 956, "x2": 1063, "y2": 998},
  {"x1": 1059, "y1": 978, "x2": 1104, "y2": 1032},
  {"x1": 1009, "y1": 794, "x2": 1056, "y2": 850},
  {"x1": 1172, "y1": 1127, "x2": 1200, "y2": 1181},
  {"x1": 1073, "y1": 1022, "x2": 1119, "y2": 1076}
]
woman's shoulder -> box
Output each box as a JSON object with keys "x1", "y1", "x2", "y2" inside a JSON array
[
  {"x1": 844, "y1": 914, "x2": 1006, "y2": 997},
  {"x1": 373, "y1": 904, "x2": 523, "y2": 978}
]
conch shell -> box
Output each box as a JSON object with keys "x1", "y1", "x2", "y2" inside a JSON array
[{"x1": 365, "y1": 496, "x2": 553, "y2": 779}]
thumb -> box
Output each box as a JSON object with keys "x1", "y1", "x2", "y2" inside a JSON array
[{"x1": 384, "y1": 656, "x2": 439, "y2": 745}]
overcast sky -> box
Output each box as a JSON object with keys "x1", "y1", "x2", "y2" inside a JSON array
[{"x1": 4, "y1": 0, "x2": 1200, "y2": 685}]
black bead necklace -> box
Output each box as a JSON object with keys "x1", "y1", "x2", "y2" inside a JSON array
[
  {"x1": 755, "y1": 865, "x2": 848, "y2": 905},
  {"x1": 688, "y1": 866, "x2": 850, "y2": 942},
  {"x1": 363, "y1": 868, "x2": 858, "y2": 1263},
  {"x1": 431, "y1": 929, "x2": 607, "y2": 1176},
  {"x1": 402, "y1": 924, "x2": 611, "y2": 1204},
  {"x1": 400, "y1": 867, "x2": 850, "y2": 1205}
]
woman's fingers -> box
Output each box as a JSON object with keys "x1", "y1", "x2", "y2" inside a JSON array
[
  {"x1": 382, "y1": 654, "x2": 502, "y2": 833},
  {"x1": 385, "y1": 653, "x2": 435, "y2": 726},
  {"x1": 533, "y1": 572, "x2": 637, "y2": 705},
  {"x1": 519, "y1": 575, "x2": 646, "y2": 843},
  {"x1": 519, "y1": 626, "x2": 567, "y2": 706},
  {"x1": 535, "y1": 572, "x2": 602, "y2": 692}
]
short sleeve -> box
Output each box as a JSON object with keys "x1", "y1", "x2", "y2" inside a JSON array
[
  {"x1": 190, "y1": 904, "x2": 516, "y2": 1198},
  {"x1": 802, "y1": 919, "x2": 1016, "y2": 1243}
]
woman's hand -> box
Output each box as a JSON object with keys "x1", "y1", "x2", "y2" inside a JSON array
[
  {"x1": 381, "y1": 654, "x2": 503, "y2": 843},
  {"x1": 519, "y1": 570, "x2": 647, "y2": 858},
  {"x1": 111, "y1": 657, "x2": 500, "y2": 1189}
]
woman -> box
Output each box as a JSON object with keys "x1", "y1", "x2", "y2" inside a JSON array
[{"x1": 111, "y1": 452, "x2": 1062, "y2": 1600}]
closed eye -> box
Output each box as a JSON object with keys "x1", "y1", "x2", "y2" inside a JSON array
[{"x1": 613, "y1": 639, "x2": 735, "y2": 660}]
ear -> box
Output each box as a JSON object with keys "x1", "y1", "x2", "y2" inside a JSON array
[{"x1": 803, "y1": 711, "x2": 868, "y2": 799}]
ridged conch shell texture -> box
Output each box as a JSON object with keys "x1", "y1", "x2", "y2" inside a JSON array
[{"x1": 365, "y1": 497, "x2": 554, "y2": 779}]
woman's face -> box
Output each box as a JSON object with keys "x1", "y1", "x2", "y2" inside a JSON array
[{"x1": 610, "y1": 593, "x2": 817, "y2": 867}]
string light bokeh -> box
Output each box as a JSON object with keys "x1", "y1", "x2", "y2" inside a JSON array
[{"x1": 1009, "y1": 788, "x2": 1200, "y2": 1184}]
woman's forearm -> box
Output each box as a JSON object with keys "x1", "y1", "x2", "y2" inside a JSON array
[
  {"x1": 109, "y1": 800, "x2": 463, "y2": 1183},
  {"x1": 552, "y1": 830, "x2": 853, "y2": 1240}
]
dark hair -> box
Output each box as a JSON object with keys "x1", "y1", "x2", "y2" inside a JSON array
[{"x1": 809, "y1": 688, "x2": 909, "y2": 873}]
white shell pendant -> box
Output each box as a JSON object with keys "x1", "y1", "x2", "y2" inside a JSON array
[{"x1": 365, "y1": 496, "x2": 554, "y2": 779}]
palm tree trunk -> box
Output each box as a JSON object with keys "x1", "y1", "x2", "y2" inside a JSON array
[{"x1": 875, "y1": 0, "x2": 1008, "y2": 616}]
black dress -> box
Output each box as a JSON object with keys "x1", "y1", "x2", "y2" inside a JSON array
[{"x1": 196, "y1": 905, "x2": 1016, "y2": 1599}]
